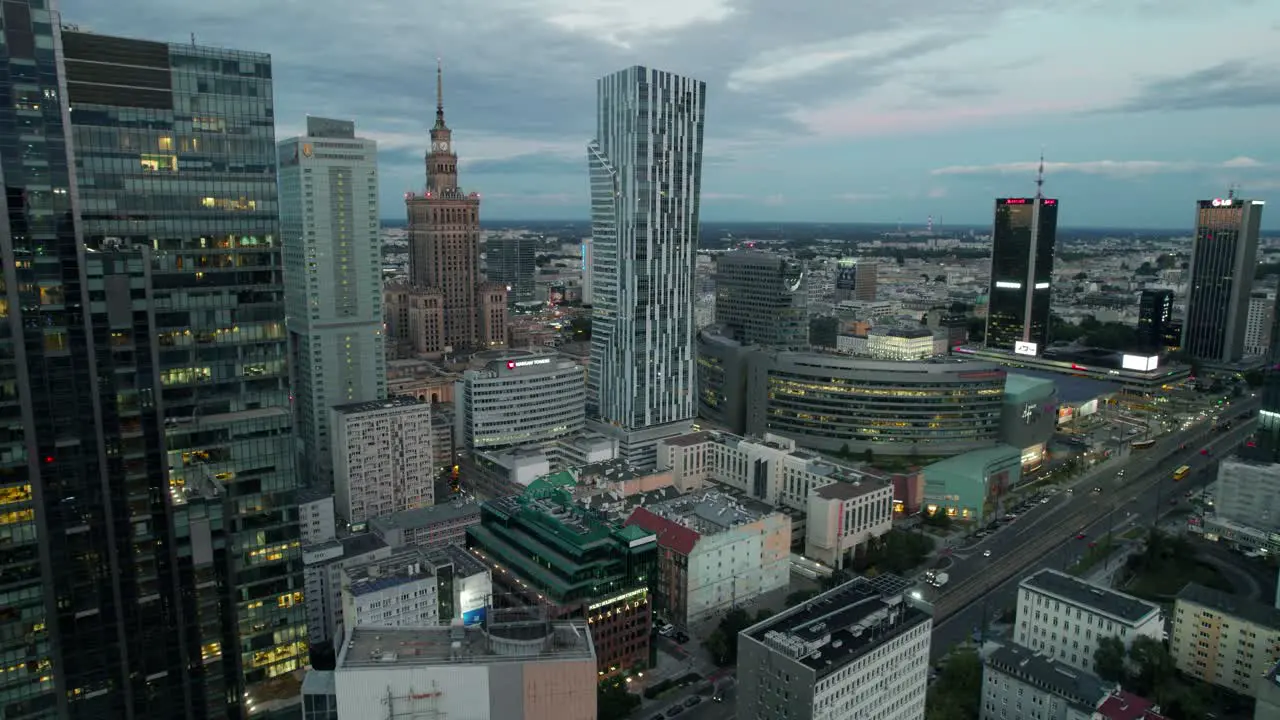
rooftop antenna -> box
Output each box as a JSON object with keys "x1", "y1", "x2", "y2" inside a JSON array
[
  {"x1": 1228, "y1": 184, "x2": 1238, "y2": 200},
  {"x1": 1035, "y1": 150, "x2": 1045, "y2": 200},
  {"x1": 190, "y1": 33, "x2": 196, "y2": 46}
]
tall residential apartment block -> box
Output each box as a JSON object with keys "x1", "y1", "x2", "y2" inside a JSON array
[
  {"x1": 280, "y1": 117, "x2": 387, "y2": 487},
  {"x1": 331, "y1": 397, "x2": 434, "y2": 525},
  {"x1": 405, "y1": 64, "x2": 507, "y2": 352},
  {"x1": 587, "y1": 66, "x2": 706, "y2": 469},
  {"x1": 1173, "y1": 583, "x2": 1280, "y2": 698},
  {"x1": 713, "y1": 250, "x2": 809, "y2": 347},
  {"x1": 738, "y1": 575, "x2": 931, "y2": 720},
  {"x1": 64, "y1": 28, "x2": 305, "y2": 717},
  {"x1": 1246, "y1": 290, "x2": 1275, "y2": 358},
  {"x1": 1014, "y1": 569, "x2": 1162, "y2": 674},
  {"x1": 986, "y1": 189, "x2": 1059, "y2": 356},
  {"x1": 1183, "y1": 195, "x2": 1265, "y2": 364},
  {"x1": 488, "y1": 235, "x2": 538, "y2": 302}
]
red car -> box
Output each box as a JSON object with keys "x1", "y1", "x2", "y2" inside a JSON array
[
  {"x1": 1201, "y1": 449, "x2": 1210, "y2": 456},
  {"x1": 1075, "y1": 533, "x2": 1086, "y2": 540}
]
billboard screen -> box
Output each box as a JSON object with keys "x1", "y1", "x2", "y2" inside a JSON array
[
  {"x1": 1014, "y1": 341, "x2": 1038, "y2": 356},
  {"x1": 1079, "y1": 399, "x2": 1099, "y2": 417},
  {"x1": 457, "y1": 570, "x2": 492, "y2": 626},
  {"x1": 1122, "y1": 354, "x2": 1158, "y2": 372}
]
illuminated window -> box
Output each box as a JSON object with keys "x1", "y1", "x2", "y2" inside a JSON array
[
  {"x1": 140, "y1": 154, "x2": 177, "y2": 172},
  {"x1": 157, "y1": 136, "x2": 174, "y2": 152}
]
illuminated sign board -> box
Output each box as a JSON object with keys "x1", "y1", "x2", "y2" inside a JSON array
[
  {"x1": 1014, "y1": 341, "x2": 1038, "y2": 357},
  {"x1": 506, "y1": 358, "x2": 552, "y2": 369},
  {"x1": 1121, "y1": 354, "x2": 1158, "y2": 372},
  {"x1": 588, "y1": 587, "x2": 648, "y2": 611},
  {"x1": 995, "y1": 281, "x2": 1022, "y2": 289},
  {"x1": 1211, "y1": 198, "x2": 1234, "y2": 207},
  {"x1": 1034, "y1": 282, "x2": 1050, "y2": 289}
]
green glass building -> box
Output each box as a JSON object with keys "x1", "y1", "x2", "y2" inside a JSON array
[{"x1": 466, "y1": 487, "x2": 656, "y2": 674}]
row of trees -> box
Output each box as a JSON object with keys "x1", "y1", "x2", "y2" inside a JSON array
[{"x1": 704, "y1": 606, "x2": 775, "y2": 667}]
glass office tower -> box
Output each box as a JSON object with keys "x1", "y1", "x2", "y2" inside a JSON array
[
  {"x1": 713, "y1": 250, "x2": 808, "y2": 347},
  {"x1": 985, "y1": 197, "x2": 1059, "y2": 354},
  {"x1": 1182, "y1": 197, "x2": 1265, "y2": 364},
  {"x1": 587, "y1": 66, "x2": 706, "y2": 469},
  {"x1": 63, "y1": 29, "x2": 305, "y2": 718}
]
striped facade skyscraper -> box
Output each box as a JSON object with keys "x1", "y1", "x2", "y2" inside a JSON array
[{"x1": 586, "y1": 66, "x2": 707, "y2": 469}]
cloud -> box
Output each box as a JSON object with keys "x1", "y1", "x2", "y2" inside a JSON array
[
  {"x1": 702, "y1": 193, "x2": 750, "y2": 201},
  {"x1": 1112, "y1": 61, "x2": 1280, "y2": 113},
  {"x1": 926, "y1": 187, "x2": 949, "y2": 199},
  {"x1": 930, "y1": 158, "x2": 1268, "y2": 178}
]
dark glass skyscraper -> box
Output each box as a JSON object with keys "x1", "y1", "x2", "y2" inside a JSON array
[
  {"x1": 985, "y1": 197, "x2": 1058, "y2": 354},
  {"x1": 1182, "y1": 197, "x2": 1264, "y2": 364},
  {"x1": 1137, "y1": 289, "x2": 1174, "y2": 353},
  {"x1": 63, "y1": 28, "x2": 305, "y2": 718},
  {"x1": 713, "y1": 250, "x2": 808, "y2": 347},
  {"x1": 487, "y1": 235, "x2": 538, "y2": 303}
]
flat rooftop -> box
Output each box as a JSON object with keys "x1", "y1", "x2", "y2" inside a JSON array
[
  {"x1": 645, "y1": 489, "x2": 777, "y2": 534},
  {"x1": 987, "y1": 643, "x2": 1105, "y2": 712},
  {"x1": 427, "y1": 543, "x2": 489, "y2": 578},
  {"x1": 746, "y1": 574, "x2": 929, "y2": 679},
  {"x1": 1178, "y1": 582, "x2": 1280, "y2": 628},
  {"x1": 369, "y1": 498, "x2": 481, "y2": 534},
  {"x1": 339, "y1": 622, "x2": 594, "y2": 670},
  {"x1": 344, "y1": 548, "x2": 433, "y2": 597},
  {"x1": 332, "y1": 395, "x2": 426, "y2": 415},
  {"x1": 1022, "y1": 569, "x2": 1160, "y2": 624}
]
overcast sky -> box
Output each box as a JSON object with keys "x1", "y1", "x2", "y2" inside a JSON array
[{"x1": 62, "y1": 0, "x2": 1280, "y2": 228}]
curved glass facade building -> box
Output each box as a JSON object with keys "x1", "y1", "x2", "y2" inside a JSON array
[{"x1": 697, "y1": 330, "x2": 1007, "y2": 456}]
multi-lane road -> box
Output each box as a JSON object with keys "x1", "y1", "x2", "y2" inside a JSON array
[{"x1": 928, "y1": 401, "x2": 1259, "y2": 661}]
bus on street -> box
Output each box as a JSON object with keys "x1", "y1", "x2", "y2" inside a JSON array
[{"x1": 1173, "y1": 465, "x2": 1191, "y2": 481}]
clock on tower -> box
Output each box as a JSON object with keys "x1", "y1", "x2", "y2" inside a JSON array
[{"x1": 433, "y1": 140, "x2": 450, "y2": 153}]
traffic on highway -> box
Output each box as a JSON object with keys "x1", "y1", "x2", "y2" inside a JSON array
[{"x1": 925, "y1": 397, "x2": 1259, "y2": 660}]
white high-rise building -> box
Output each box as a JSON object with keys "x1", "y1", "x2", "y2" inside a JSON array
[
  {"x1": 280, "y1": 117, "x2": 387, "y2": 487},
  {"x1": 331, "y1": 397, "x2": 433, "y2": 525},
  {"x1": 586, "y1": 66, "x2": 707, "y2": 470}
]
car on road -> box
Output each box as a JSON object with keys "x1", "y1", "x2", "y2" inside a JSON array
[
  {"x1": 983, "y1": 550, "x2": 992, "y2": 557},
  {"x1": 1076, "y1": 532, "x2": 1086, "y2": 539},
  {"x1": 1117, "y1": 469, "x2": 1125, "y2": 478},
  {"x1": 1201, "y1": 448, "x2": 1210, "y2": 455},
  {"x1": 666, "y1": 706, "x2": 684, "y2": 717},
  {"x1": 1092, "y1": 486, "x2": 1102, "y2": 493},
  {"x1": 685, "y1": 696, "x2": 702, "y2": 708}
]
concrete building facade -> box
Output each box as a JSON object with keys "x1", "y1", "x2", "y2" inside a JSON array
[
  {"x1": 806, "y1": 480, "x2": 895, "y2": 570},
  {"x1": 1172, "y1": 583, "x2": 1280, "y2": 698},
  {"x1": 331, "y1": 397, "x2": 434, "y2": 525},
  {"x1": 332, "y1": 622, "x2": 597, "y2": 720},
  {"x1": 454, "y1": 352, "x2": 586, "y2": 452},
  {"x1": 624, "y1": 490, "x2": 791, "y2": 626},
  {"x1": 1015, "y1": 570, "x2": 1163, "y2": 674},
  {"x1": 980, "y1": 643, "x2": 1107, "y2": 720},
  {"x1": 738, "y1": 575, "x2": 931, "y2": 720},
  {"x1": 280, "y1": 116, "x2": 387, "y2": 487}
]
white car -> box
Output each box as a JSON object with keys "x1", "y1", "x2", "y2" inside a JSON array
[{"x1": 983, "y1": 550, "x2": 992, "y2": 557}]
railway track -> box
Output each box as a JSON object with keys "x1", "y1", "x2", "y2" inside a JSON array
[{"x1": 932, "y1": 418, "x2": 1255, "y2": 622}]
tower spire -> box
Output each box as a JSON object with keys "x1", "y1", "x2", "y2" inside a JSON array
[
  {"x1": 435, "y1": 58, "x2": 446, "y2": 129},
  {"x1": 1035, "y1": 150, "x2": 1045, "y2": 200}
]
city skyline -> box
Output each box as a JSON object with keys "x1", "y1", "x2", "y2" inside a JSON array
[{"x1": 63, "y1": 0, "x2": 1280, "y2": 229}]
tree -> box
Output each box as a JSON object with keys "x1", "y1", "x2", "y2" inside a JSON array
[
  {"x1": 838, "y1": 442, "x2": 851, "y2": 459},
  {"x1": 705, "y1": 608, "x2": 754, "y2": 666},
  {"x1": 1092, "y1": 636, "x2": 1127, "y2": 682},
  {"x1": 862, "y1": 448, "x2": 874, "y2": 464},
  {"x1": 567, "y1": 316, "x2": 592, "y2": 341},
  {"x1": 597, "y1": 679, "x2": 641, "y2": 720},
  {"x1": 925, "y1": 647, "x2": 982, "y2": 720},
  {"x1": 966, "y1": 317, "x2": 985, "y2": 344},
  {"x1": 1127, "y1": 635, "x2": 1176, "y2": 696},
  {"x1": 1072, "y1": 271, "x2": 1088, "y2": 280}
]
